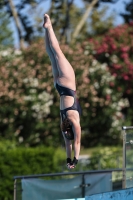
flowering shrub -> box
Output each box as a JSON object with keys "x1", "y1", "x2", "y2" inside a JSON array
[
  {"x1": 58, "y1": 43, "x2": 122, "y2": 145},
  {"x1": 91, "y1": 23, "x2": 133, "y2": 86},
  {"x1": 82, "y1": 22, "x2": 133, "y2": 128},
  {"x1": 0, "y1": 41, "x2": 57, "y2": 146},
  {"x1": 77, "y1": 57, "x2": 128, "y2": 146},
  {"x1": 0, "y1": 32, "x2": 131, "y2": 147}
]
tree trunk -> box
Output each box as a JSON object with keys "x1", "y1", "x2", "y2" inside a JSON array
[
  {"x1": 72, "y1": 0, "x2": 99, "y2": 41},
  {"x1": 8, "y1": 0, "x2": 25, "y2": 49}
]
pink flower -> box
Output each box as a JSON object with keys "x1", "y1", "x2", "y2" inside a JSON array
[
  {"x1": 111, "y1": 44, "x2": 117, "y2": 51},
  {"x1": 121, "y1": 53, "x2": 129, "y2": 60},
  {"x1": 112, "y1": 73, "x2": 117, "y2": 77},
  {"x1": 128, "y1": 65, "x2": 133, "y2": 70},
  {"x1": 113, "y1": 64, "x2": 122, "y2": 69},
  {"x1": 120, "y1": 46, "x2": 130, "y2": 52},
  {"x1": 96, "y1": 47, "x2": 104, "y2": 54},
  {"x1": 109, "y1": 82, "x2": 115, "y2": 87},
  {"x1": 106, "y1": 95, "x2": 111, "y2": 100},
  {"x1": 129, "y1": 21, "x2": 133, "y2": 26},
  {"x1": 125, "y1": 59, "x2": 130, "y2": 65},
  {"x1": 123, "y1": 75, "x2": 129, "y2": 80}
]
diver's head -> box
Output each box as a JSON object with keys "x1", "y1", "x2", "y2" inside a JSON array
[{"x1": 61, "y1": 118, "x2": 74, "y2": 140}]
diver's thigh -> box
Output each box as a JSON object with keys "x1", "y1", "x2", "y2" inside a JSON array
[{"x1": 54, "y1": 51, "x2": 75, "y2": 81}]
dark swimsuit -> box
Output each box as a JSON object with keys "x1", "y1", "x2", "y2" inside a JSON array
[{"x1": 56, "y1": 83, "x2": 81, "y2": 121}]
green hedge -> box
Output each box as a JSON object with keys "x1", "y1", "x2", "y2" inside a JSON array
[
  {"x1": 0, "y1": 142, "x2": 122, "y2": 200},
  {"x1": 0, "y1": 146, "x2": 65, "y2": 200}
]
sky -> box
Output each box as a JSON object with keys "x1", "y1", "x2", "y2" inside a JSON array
[
  {"x1": 12, "y1": 0, "x2": 130, "y2": 48},
  {"x1": 41, "y1": 0, "x2": 129, "y2": 25}
]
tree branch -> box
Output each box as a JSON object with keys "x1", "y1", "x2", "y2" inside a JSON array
[
  {"x1": 7, "y1": 0, "x2": 25, "y2": 49},
  {"x1": 72, "y1": 0, "x2": 98, "y2": 41}
]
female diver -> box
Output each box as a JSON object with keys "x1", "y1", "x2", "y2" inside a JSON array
[{"x1": 43, "y1": 14, "x2": 81, "y2": 169}]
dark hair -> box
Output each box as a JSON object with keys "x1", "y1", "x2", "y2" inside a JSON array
[{"x1": 61, "y1": 118, "x2": 74, "y2": 140}]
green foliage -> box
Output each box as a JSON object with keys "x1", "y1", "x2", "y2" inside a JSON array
[
  {"x1": 88, "y1": 6, "x2": 115, "y2": 35},
  {"x1": 49, "y1": 1, "x2": 88, "y2": 42},
  {"x1": 121, "y1": 0, "x2": 133, "y2": 23},
  {"x1": 0, "y1": 142, "x2": 123, "y2": 199},
  {"x1": 0, "y1": 145, "x2": 60, "y2": 200},
  {"x1": 0, "y1": 139, "x2": 17, "y2": 152},
  {"x1": 0, "y1": 12, "x2": 13, "y2": 46},
  {"x1": 88, "y1": 146, "x2": 122, "y2": 170}
]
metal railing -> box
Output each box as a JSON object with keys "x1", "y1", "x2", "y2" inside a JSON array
[
  {"x1": 13, "y1": 169, "x2": 123, "y2": 200},
  {"x1": 13, "y1": 126, "x2": 133, "y2": 200},
  {"x1": 122, "y1": 126, "x2": 133, "y2": 189}
]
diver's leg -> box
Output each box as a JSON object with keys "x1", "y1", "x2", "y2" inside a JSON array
[
  {"x1": 45, "y1": 29, "x2": 59, "y2": 84},
  {"x1": 43, "y1": 14, "x2": 76, "y2": 90}
]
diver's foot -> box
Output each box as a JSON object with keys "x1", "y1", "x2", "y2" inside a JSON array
[{"x1": 43, "y1": 14, "x2": 52, "y2": 29}]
